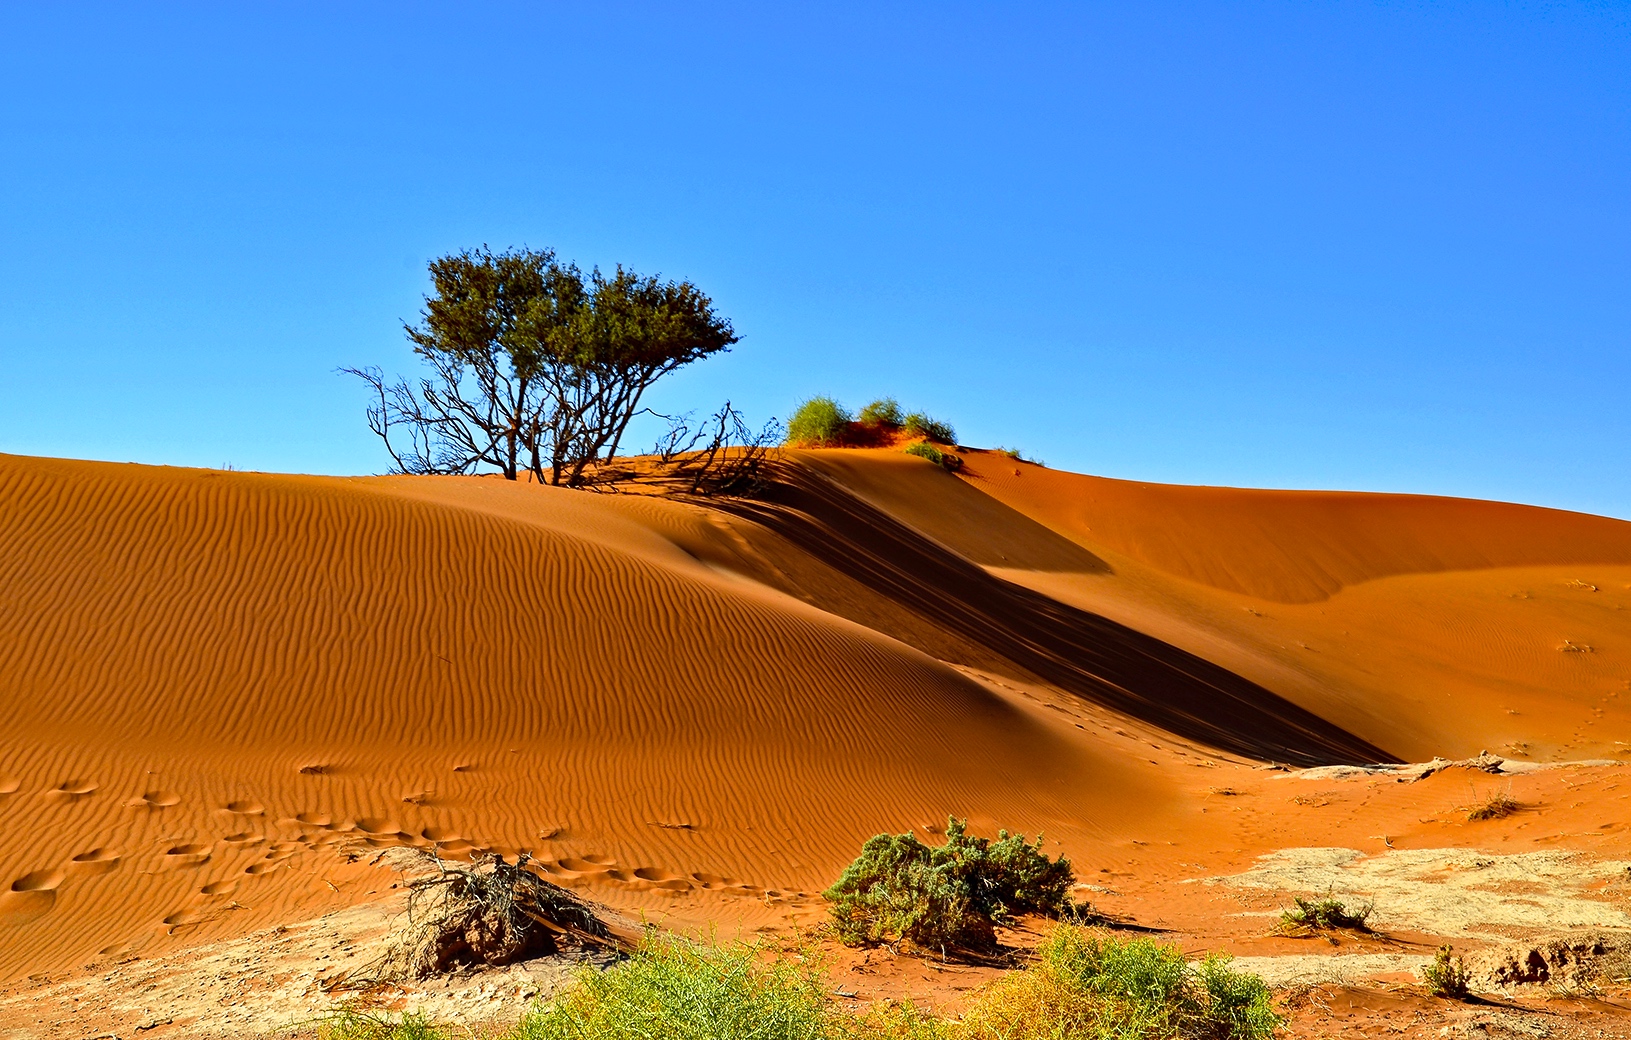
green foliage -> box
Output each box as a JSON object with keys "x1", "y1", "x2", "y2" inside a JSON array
[
  {"x1": 516, "y1": 934, "x2": 847, "y2": 1040},
  {"x1": 314, "y1": 929, "x2": 1280, "y2": 1040},
  {"x1": 1422, "y1": 944, "x2": 1470, "y2": 999},
  {"x1": 319, "y1": 1010, "x2": 447, "y2": 1040},
  {"x1": 787, "y1": 396, "x2": 854, "y2": 447},
  {"x1": 348, "y1": 246, "x2": 736, "y2": 485},
  {"x1": 824, "y1": 818, "x2": 1074, "y2": 952},
  {"x1": 1278, "y1": 895, "x2": 1372, "y2": 933},
  {"x1": 858, "y1": 397, "x2": 905, "y2": 427},
  {"x1": 903, "y1": 412, "x2": 956, "y2": 444},
  {"x1": 996, "y1": 447, "x2": 1044, "y2": 467},
  {"x1": 904, "y1": 442, "x2": 944, "y2": 465},
  {"x1": 959, "y1": 928, "x2": 1281, "y2": 1040},
  {"x1": 905, "y1": 442, "x2": 963, "y2": 472}
]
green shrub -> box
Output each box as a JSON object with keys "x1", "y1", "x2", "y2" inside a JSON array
[
  {"x1": 996, "y1": 446, "x2": 1044, "y2": 467},
  {"x1": 902, "y1": 412, "x2": 955, "y2": 444},
  {"x1": 905, "y1": 442, "x2": 944, "y2": 465},
  {"x1": 516, "y1": 934, "x2": 847, "y2": 1040},
  {"x1": 786, "y1": 396, "x2": 852, "y2": 446},
  {"x1": 959, "y1": 928, "x2": 1281, "y2": 1040},
  {"x1": 858, "y1": 397, "x2": 904, "y2": 427},
  {"x1": 1278, "y1": 895, "x2": 1372, "y2": 933},
  {"x1": 1422, "y1": 944, "x2": 1470, "y2": 999},
  {"x1": 824, "y1": 818, "x2": 1073, "y2": 952},
  {"x1": 905, "y1": 442, "x2": 963, "y2": 472}
]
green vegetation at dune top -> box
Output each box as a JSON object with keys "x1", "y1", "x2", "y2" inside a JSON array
[{"x1": 318, "y1": 927, "x2": 1281, "y2": 1040}]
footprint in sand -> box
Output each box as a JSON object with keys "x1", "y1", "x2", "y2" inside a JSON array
[
  {"x1": 200, "y1": 880, "x2": 237, "y2": 896},
  {"x1": 132, "y1": 790, "x2": 181, "y2": 809},
  {"x1": 225, "y1": 800, "x2": 265, "y2": 816},
  {"x1": 0, "y1": 869, "x2": 66, "y2": 925},
  {"x1": 293, "y1": 812, "x2": 332, "y2": 827},
  {"x1": 633, "y1": 867, "x2": 694, "y2": 892},
  {"x1": 47, "y1": 779, "x2": 97, "y2": 801},
  {"x1": 222, "y1": 832, "x2": 264, "y2": 845},
  {"x1": 0, "y1": 777, "x2": 20, "y2": 798},
  {"x1": 163, "y1": 844, "x2": 211, "y2": 869},
  {"x1": 69, "y1": 848, "x2": 121, "y2": 876},
  {"x1": 556, "y1": 857, "x2": 615, "y2": 876}
]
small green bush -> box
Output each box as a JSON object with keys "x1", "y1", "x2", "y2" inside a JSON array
[
  {"x1": 905, "y1": 442, "x2": 944, "y2": 465},
  {"x1": 959, "y1": 927, "x2": 1282, "y2": 1040},
  {"x1": 858, "y1": 397, "x2": 904, "y2": 427},
  {"x1": 786, "y1": 396, "x2": 852, "y2": 446},
  {"x1": 996, "y1": 446, "x2": 1044, "y2": 467},
  {"x1": 1278, "y1": 894, "x2": 1372, "y2": 933},
  {"x1": 905, "y1": 442, "x2": 963, "y2": 472},
  {"x1": 903, "y1": 412, "x2": 955, "y2": 444},
  {"x1": 516, "y1": 934, "x2": 847, "y2": 1040},
  {"x1": 1422, "y1": 944, "x2": 1470, "y2": 999},
  {"x1": 824, "y1": 818, "x2": 1073, "y2": 952}
]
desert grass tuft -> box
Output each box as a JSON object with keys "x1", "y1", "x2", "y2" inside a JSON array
[
  {"x1": 1467, "y1": 791, "x2": 1522, "y2": 821},
  {"x1": 515, "y1": 933, "x2": 849, "y2": 1040},
  {"x1": 787, "y1": 396, "x2": 853, "y2": 447},
  {"x1": 1421, "y1": 944, "x2": 1470, "y2": 999},
  {"x1": 958, "y1": 927, "x2": 1281, "y2": 1040},
  {"x1": 1277, "y1": 894, "x2": 1372, "y2": 934},
  {"x1": 317, "y1": 1010, "x2": 448, "y2": 1040}
]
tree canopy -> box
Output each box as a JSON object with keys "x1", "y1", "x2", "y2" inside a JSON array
[{"x1": 348, "y1": 246, "x2": 737, "y2": 485}]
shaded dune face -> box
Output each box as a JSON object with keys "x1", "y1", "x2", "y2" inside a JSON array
[{"x1": 714, "y1": 463, "x2": 1396, "y2": 767}]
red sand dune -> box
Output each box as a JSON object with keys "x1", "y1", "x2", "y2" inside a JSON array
[{"x1": 1, "y1": 448, "x2": 1629, "y2": 981}]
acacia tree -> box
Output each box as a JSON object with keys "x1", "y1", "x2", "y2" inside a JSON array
[{"x1": 347, "y1": 247, "x2": 737, "y2": 485}]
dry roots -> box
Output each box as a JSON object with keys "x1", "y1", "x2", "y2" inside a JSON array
[{"x1": 349, "y1": 850, "x2": 632, "y2": 983}]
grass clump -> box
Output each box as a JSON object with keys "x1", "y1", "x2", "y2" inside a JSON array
[
  {"x1": 824, "y1": 817, "x2": 1074, "y2": 953},
  {"x1": 858, "y1": 397, "x2": 905, "y2": 427},
  {"x1": 903, "y1": 412, "x2": 955, "y2": 444},
  {"x1": 904, "y1": 442, "x2": 963, "y2": 472},
  {"x1": 1277, "y1": 894, "x2": 1372, "y2": 934},
  {"x1": 318, "y1": 1011, "x2": 446, "y2": 1040},
  {"x1": 995, "y1": 447, "x2": 1043, "y2": 467},
  {"x1": 1467, "y1": 791, "x2": 1521, "y2": 821},
  {"x1": 1421, "y1": 944, "x2": 1470, "y2": 999},
  {"x1": 959, "y1": 927, "x2": 1281, "y2": 1040},
  {"x1": 787, "y1": 396, "x2": 853, "y2": 447},
  {"x1": 516, "y1": 933, "x2": 848, "y2": 1040}
]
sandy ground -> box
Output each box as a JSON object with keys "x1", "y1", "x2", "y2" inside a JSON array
[{"x1": 3, "y1": 446, "x2": 1630, "y2": 1035}]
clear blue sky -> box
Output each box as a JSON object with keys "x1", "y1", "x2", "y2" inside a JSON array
[{"x1": 2, "y1": 2, "x2": 1627, "y2": 517}]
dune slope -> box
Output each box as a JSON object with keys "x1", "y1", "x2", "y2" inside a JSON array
[{"x1": 0, "y1": 454, "x2": 1153, "y2": 980}]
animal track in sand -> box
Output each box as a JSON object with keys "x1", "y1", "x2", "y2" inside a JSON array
[
  {"x1": 225, "y1": 800, "x2": 265, "y2": 815},
  {"x1": 69, "y1": 848, "x2": 121, "y2": 875}
]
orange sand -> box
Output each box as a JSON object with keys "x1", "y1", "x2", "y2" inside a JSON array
[{"x1": 1, "y1": 448, "x2": 1628, "y2": 984}]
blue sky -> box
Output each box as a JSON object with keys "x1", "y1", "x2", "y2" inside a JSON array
[{"x1": 2, "y1": 2, "x2": 1627, "y2": 516}]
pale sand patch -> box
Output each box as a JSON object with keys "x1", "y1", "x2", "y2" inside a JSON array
[
  {"x1": 1197, "y1": 847, "x2": 1631, "y2": 940},
  {"x1": 1221, "y1": 952, "x2": 1428, "y2": 988}
]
